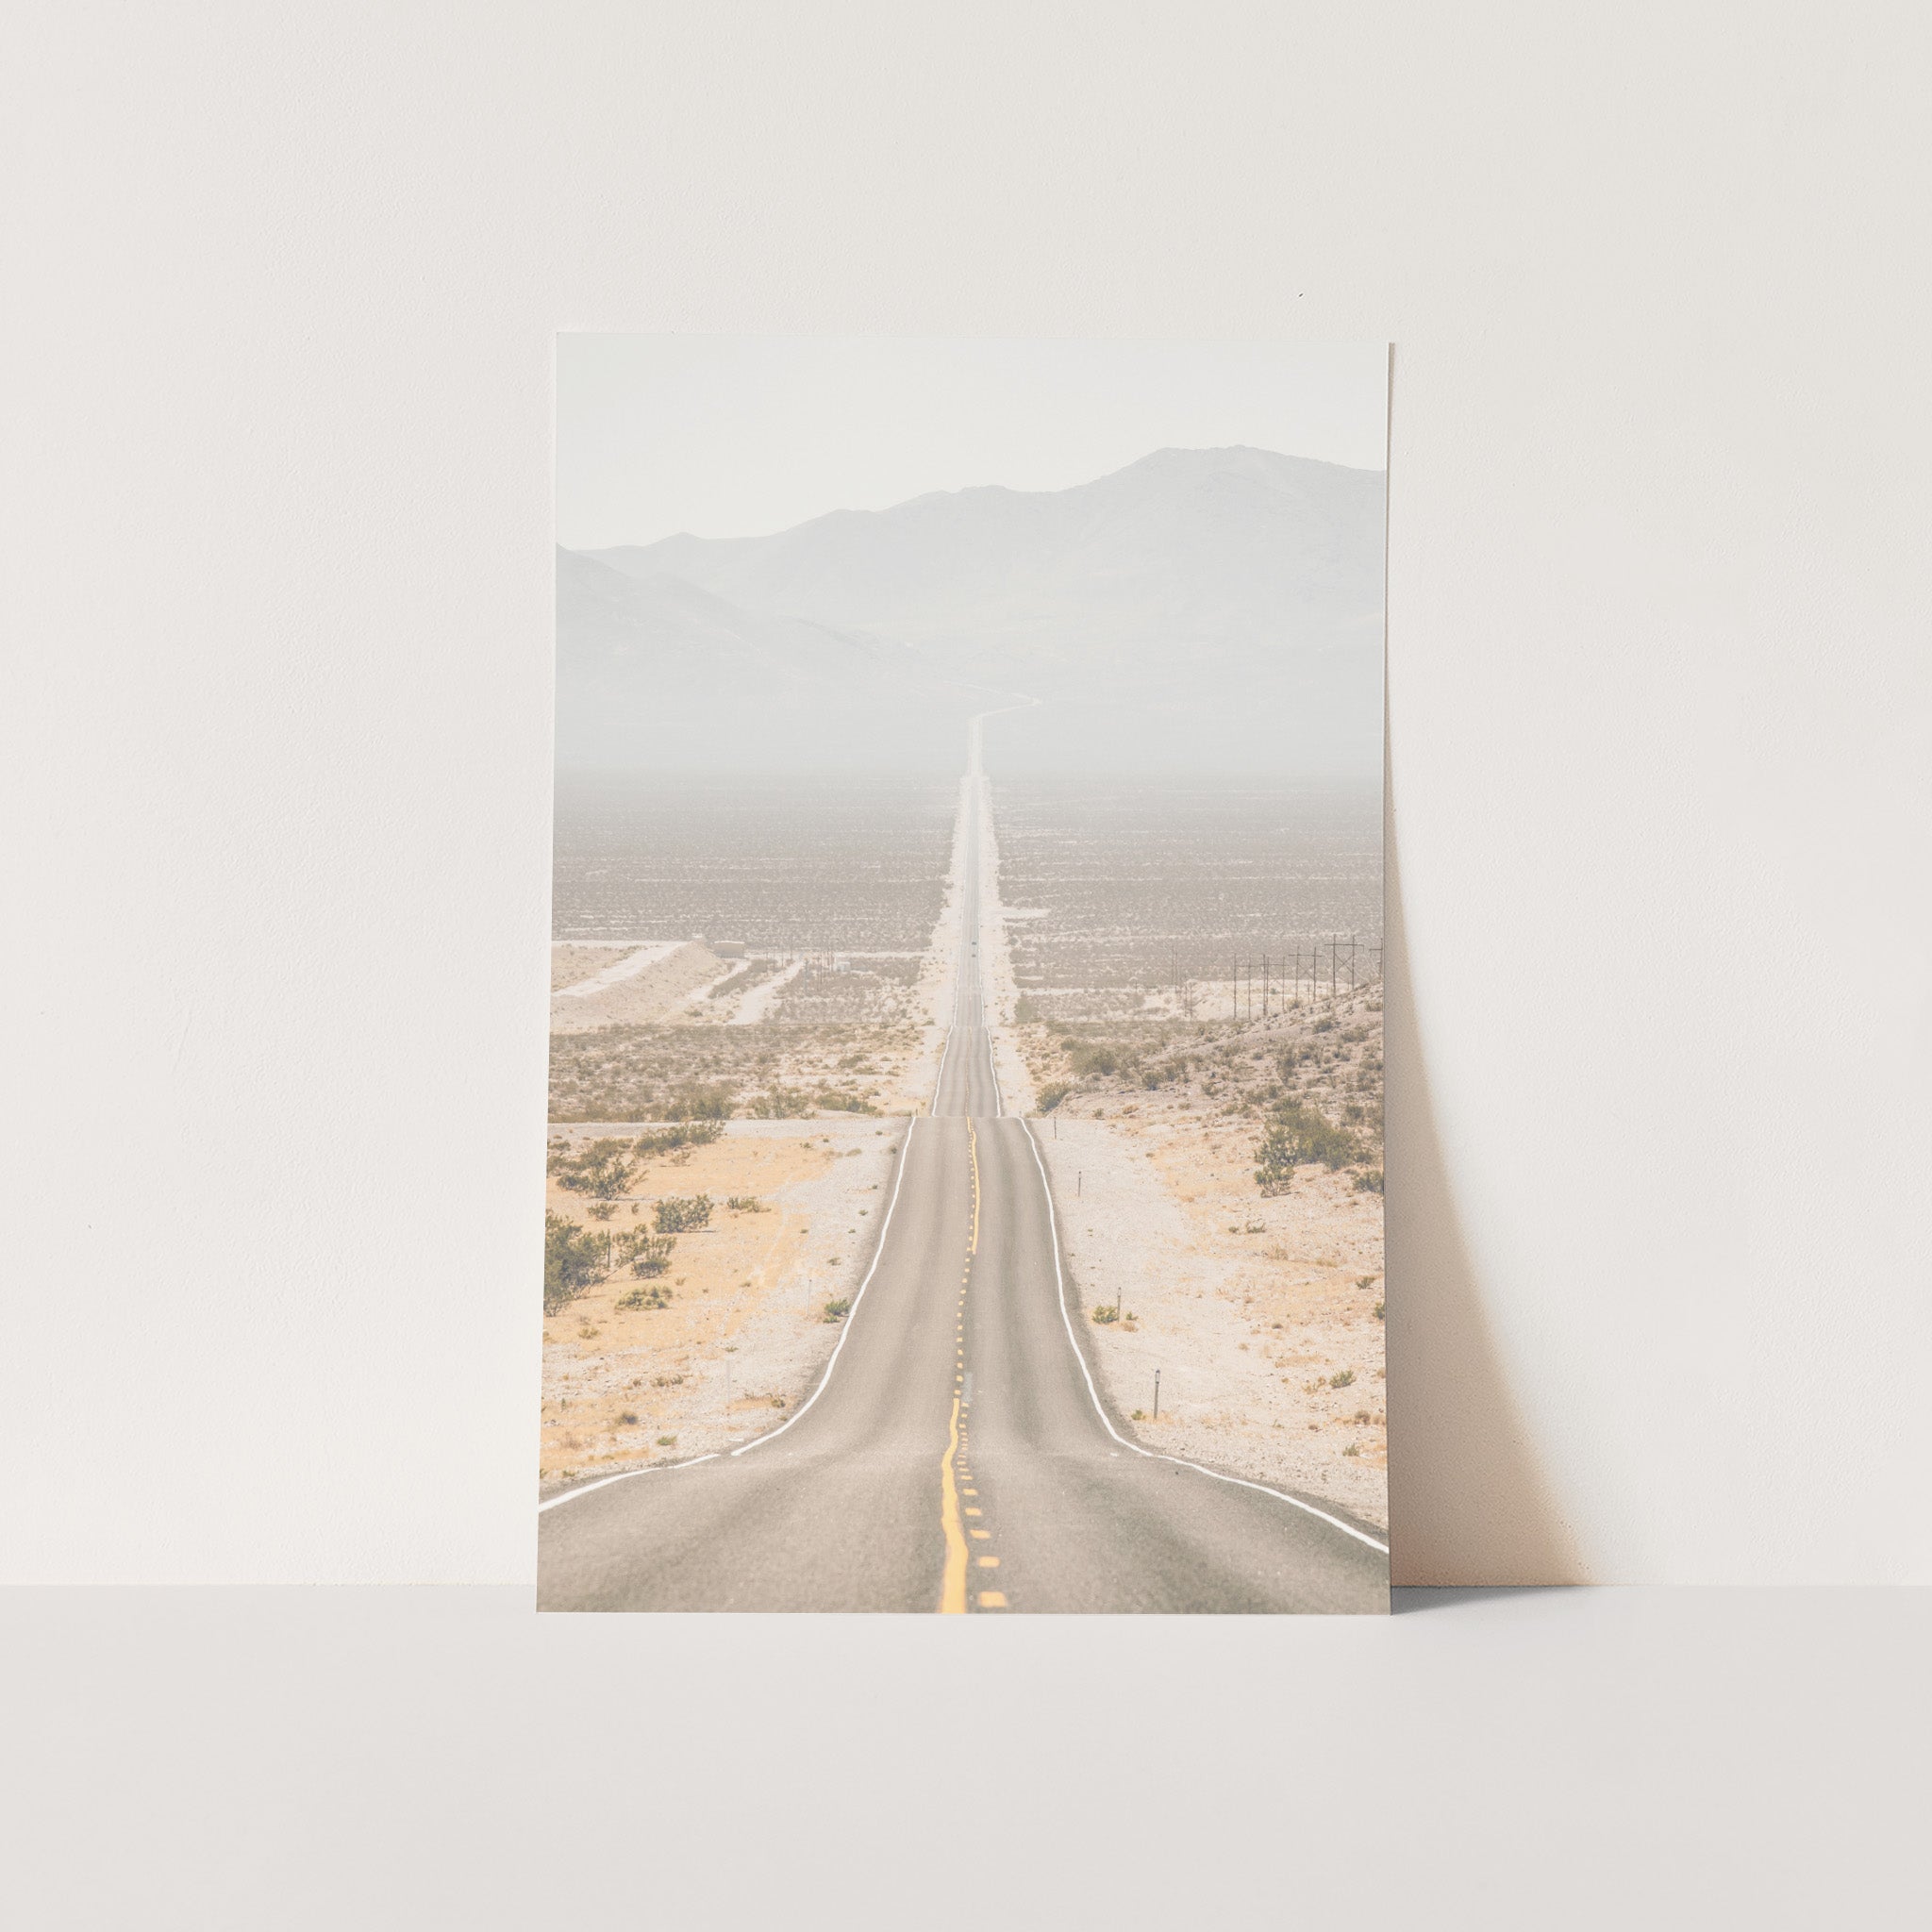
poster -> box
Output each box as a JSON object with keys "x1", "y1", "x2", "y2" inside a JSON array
[{"x1": 539, "y1": 340, "x2": 1389, "y2": 1611}]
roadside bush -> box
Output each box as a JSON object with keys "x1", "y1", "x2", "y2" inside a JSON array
[
  {"x1": 745, "y1": 1088, "x2": 811, "y2": 1118},
  {"x1": 1253, "y1": 1127, "x2": 1297, "y2": 1196},
  {"x1": 1036, "y1": 1082, "x2": 1072, "y2": 1113},
  {"x1": 654, "y1": 1194, "x2": 712, "y2": 1234},
  {"x1": 823, "y1": 1297, "x2": 851, "y2": 1323},
  {"x1": 543, "y1": 1211, "x2": 605, "y2": 1314},
  {"x1": 1330, "y1": 1369, "x2": 1356, "y2": 1389},
  {"x1": 625, "y1": 1234, "x2": 676, "y2": 1276},
  {"x1": 1354, "y1": 1169, "x2": 1384, "y2": 1194},
  {"x1": 817, "y1": 1090, "x2": 878, "y2": 1114},
  {"x1": 618, "y1": 1282, "x2": 674, "y2": 1311},
  {"x1": 725, "y1": 1195, "x2": 766, "y2": 1213},
  {"x1": 548, "y1": 1138, "x2": 638, "y2": 1199},
  {"x1": 1091, "y1": 1304, "x2": 1119, "y2": 1324},
  {"x1": 1259, "y1": 1100, "x2": 1359, "y2": 1177},
  {"x1": 666, "y1": 1082, "x2": 734, "y2": 1121},
  {"x1": 633, "y1": 1120, "x2": 724, "y2": 1158}
]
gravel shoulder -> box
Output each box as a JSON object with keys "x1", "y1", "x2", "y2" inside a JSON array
[{"x1": 1033, "y1": 1111, "x2": 1387, "y2": 1529}]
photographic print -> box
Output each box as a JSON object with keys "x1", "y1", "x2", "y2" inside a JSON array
[{"x1": 538, "y1": 339, "x2": 1389, "y2": 1611}]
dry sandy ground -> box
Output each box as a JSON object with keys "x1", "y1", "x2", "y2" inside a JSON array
[
  {"x1": 540, "y1": 1118, "x2": 903, "y2": 1490},
  {"x1": 549, "y1": 941, "x2": 726, "y2": 1033},
  {"x1": 1034, "y1": 1114, "x2": 1387, "y2": 1528},
  {"x1": 551, "y1": 942, "x2": 661, "y2": 993},
  {"x1": 729, "y1": 958, "x2": 802, "y2": 1024}
]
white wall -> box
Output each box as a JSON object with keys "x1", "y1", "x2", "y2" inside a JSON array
[{"x1": 5, "y1": 1, "x2": 1927, "y2": 1584}]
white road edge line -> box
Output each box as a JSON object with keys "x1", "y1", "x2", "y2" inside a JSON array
[
  {"x1": 934, "y1": 972, "x2": 958, "y2": 1109},
  {"x1": 537, "y1": 1453, "x2": 717, "y2": 1513},
  {"x1": 1017, "y1": 1117, "x2": 1391, "y2": 1558},
  {"x1": 539, "y1": 1115, "x2": 921, "y2": 1509}
]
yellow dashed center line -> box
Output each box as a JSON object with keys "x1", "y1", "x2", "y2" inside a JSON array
[
  {"x1": 967, "y1": 1119, "x2": 980, "y2": 1255},
  {"x1": 938, "y1": 1117, "x2": 1008, "y2": 1610},
  {"x1": 938, "y1": 1393, "x2": 969, "y2": 1613}
]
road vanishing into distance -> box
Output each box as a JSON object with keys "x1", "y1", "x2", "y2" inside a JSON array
[{"x1": 538, "y1": 723, "x2": 1389, "y2": 1612}]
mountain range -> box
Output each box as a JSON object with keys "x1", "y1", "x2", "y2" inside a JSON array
[{"x1": 556, "y1": 445, "x2": 1385, "y2": 775}]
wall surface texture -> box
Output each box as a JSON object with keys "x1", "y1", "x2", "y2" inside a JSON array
[{"x1": 6, "y1": 1, "x2": 1929, "y2": 1585}]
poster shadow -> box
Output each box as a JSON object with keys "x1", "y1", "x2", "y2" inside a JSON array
[{"x1": 1383, "y1": 805, "x2": 1584, "y2": 1585}]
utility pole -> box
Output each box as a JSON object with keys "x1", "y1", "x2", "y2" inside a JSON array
[{"x1": 1153, "y1": 1370, "x2": 1160, "y2": 1420}]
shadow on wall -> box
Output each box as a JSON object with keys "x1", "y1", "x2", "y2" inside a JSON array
[{"x1": 1385, "y1": 811, "x2": 1584, "y2": 1584}]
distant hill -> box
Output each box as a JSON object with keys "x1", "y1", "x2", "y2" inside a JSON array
[
  {"x1": 555, "y1": 549, "x2": 975, "y2": 773},
  {"x1": 559, "y1": 446, "x2": 1385, "y2": 775}
]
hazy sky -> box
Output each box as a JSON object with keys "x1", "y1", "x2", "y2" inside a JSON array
[{"x1": 557, "y1": 338, "x2": 1388, "y2": 549}]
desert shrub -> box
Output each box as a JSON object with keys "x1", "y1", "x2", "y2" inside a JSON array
[
  {"x1": 1067, "y1": 1042, "x2": 1119, "y2": 1078},
  {"x1": 654, "y1": 1194, "x2": 712, "y2": 1234},
  {"x1": 656, "y1": 1435, "x2": 676, "y2": 1447},
  {"x1": 1036, "y1": 1081, "x2": 1072, "y2": 1112},
  {"x1": 725, "y1": 1195, "x2": 766, "y2": 1213},
  {"x1": 823, "y1": 1296, "x2": 851, "y2": 1323},
  {"x1": 1330, "y1": 1369, "x2": 1356, "y2": 1389},
  {"x1": 626, "y1": 1234, "x2": 676, "y2": 1276},
  {"x1": 543, "y1": 1212, "x2": 604, "y2": 1314},
  {"x1": 817, "y1": 1090, "x2": 878, "y2": 1114},
  {"x1": 633, "y1": 1120, "x2": 724, "y2": 1158},
  {"x1": 548, "y1": 1138, "x2": 638, "y2": 1199},
  {"x1": 1254, "y1": 1128, "x2": 1296, "y2": 1196},
  {"x1": 1354, "y1": 1168, "x2": 1384, "y2": 1193},
  {"x1": 618, "y1": 1282, "x2": 674, "y2": 1311},
  {"x1": 617, "y1": 1410, "x2": 639, "y2": 1425},
  {"x1": 666, "y1": 1083, "x2": 734, "y2": 1121},
  {"x1": 746, "y1": 1088, "x2": 811, "y2": 1118},
  {"x1": 1255, "y1": 1102, "x2": 1359, "y2": 1191},
  {"x1": 1091, "y1": 1304, "x2": 1119, "y2": 1324}
]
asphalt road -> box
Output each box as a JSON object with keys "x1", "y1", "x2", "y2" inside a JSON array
[{"x1": 537, "y1": 742, "x2": 1389, "y2": 1612}]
